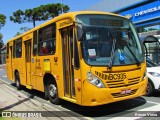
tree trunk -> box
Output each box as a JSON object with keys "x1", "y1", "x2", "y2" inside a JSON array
[
  {"x1": 33, "y1": 20, "x2": 36, "y2": 28},
  {"x1": 33, "y1": 16, "x2": 36, "y2": 28}
]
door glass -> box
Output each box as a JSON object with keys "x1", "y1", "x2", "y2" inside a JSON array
[
  {"x1": 25, "y1": 41, "x2": 31, "y2": 85},
  {"x1": 62, "y1": 28, "x2": 75, "y2": 97},
  {"x1": 62, "y1": 30, "x2": 70, "y2": 95},
  {"x1": 68, "y1": 29, "x2": 75, "y2": 96}
]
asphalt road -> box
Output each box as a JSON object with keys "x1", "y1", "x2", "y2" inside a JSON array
[{"x1": 0, "y1": 65, "x2": 160, "y2": 120}]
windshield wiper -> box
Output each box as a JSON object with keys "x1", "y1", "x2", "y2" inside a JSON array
[
  {"x1": 108, "y1": 37, "x2": 116, "y2": 69},
  {"x1": 121, "y1": 40, "x2": 140, "y2": 66},
  {"x1": 115, "y1": 29, "x2": 141, "y2": 66}
]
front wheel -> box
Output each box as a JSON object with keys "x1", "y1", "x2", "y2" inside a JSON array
[
  {"x1": 47, "y1": 79, "x2": 61, "y2": 104},
  {"x1": 146, "y1": 81, "x2": 154, "y2": 96}
]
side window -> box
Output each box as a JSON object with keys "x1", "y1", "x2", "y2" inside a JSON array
[
  {"x1": 14, "y1": 38, "x2": 22, "y2": 58},
  {"x1": 33, "y1": 31, "x2": 37, "y2": 56},
  {"x1": 38, "y1": 23, "x2": 56, "y2": 55},
  {"x1": 6, "y1": 43, "x2": 9, "y2": 59}
]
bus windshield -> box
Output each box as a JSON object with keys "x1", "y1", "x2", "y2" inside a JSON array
[{"x1": 76, "y1": 14, "x2": 145, "y2": 66}]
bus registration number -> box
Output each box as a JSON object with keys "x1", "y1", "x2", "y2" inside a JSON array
[{"x1": 121, "y1": 89, "x2": 131, "y2": 94}]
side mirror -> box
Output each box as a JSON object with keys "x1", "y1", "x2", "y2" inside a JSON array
[{"x1": 75, "y1": 22, "x2": 84, "y2": 41}]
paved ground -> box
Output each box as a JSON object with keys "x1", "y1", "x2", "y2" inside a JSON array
[{"x1": 0, "y1": 80, "x2": 84, "y2": 120}]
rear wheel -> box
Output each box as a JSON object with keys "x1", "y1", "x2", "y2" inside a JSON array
[
  {"x1": 146, "y1": 81, "x2": 153, "y2": 96},
  {"x1": 47, "y1": 79, "x2": 61, "y2": 104},
  {"x1": 15, "y1": 72, "x2": 22, "y2": 90}
]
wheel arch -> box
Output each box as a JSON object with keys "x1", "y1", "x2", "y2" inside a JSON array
[
  {"x1": 43, "y1": 73, "x2": 57, "y2": 86},
  {"x1": 148, "y1": 77, "x2": 155, "y2": 90},
  {"x1": 43, "y1": 73, "x2": 57, "y2": 100}
]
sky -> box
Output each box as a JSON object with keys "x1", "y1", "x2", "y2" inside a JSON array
[{"x1": 0, "y1": 0, "x2": 101, "y2": 44}]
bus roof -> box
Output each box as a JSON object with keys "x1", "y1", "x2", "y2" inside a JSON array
[{"x1": 7, "y1": 11, "x2": 125, "y2": 43}]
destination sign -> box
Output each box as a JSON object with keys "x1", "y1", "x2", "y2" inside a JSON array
[{"x1": 90, "y1": 18, "x2": 123, "y2": 27}]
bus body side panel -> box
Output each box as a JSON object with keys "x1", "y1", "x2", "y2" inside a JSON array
[
  {"x1": 13, "y1": 58, "x2": 25, "y2": 85},
  {"x1": 12, "y1": 38, "x2": 26, "y2": 86},
  {"x1": 33, "y1": 55, "x2": 59, "y2": 92},
  {"x1": 30, "y1": 50, "x2": 37, "y2": 90},
  {"x1": 33, "y1": 55, "x2": 46, "y2": 92}
]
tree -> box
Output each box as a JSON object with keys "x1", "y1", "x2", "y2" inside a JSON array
[
  {"x1": 0, "y1": 33, "x2": 4, "y2": 54},
  {"x1": 10, "y1": 3, "x2": 70, "y2": 27},
  {"x1": 14, "y1": 32, "x2": 21, "y2": 37},
  {"x1": 0, "y1": 14, "x2": 6, "y2": 64},
  {"x1": 0, "y1": 14, "x2": 6, "y2": 29}
]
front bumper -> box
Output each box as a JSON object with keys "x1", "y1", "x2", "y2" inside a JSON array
[{"x1": 82, "y1": 78, "x2": 147, "y2": 106}]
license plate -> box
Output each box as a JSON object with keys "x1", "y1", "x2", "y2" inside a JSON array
[{"x1": 121, "y1": 89, "x2": 131, "y2": 94}]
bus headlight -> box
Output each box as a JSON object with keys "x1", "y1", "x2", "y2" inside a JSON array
[{"x1": 87, "y1": 72, "x2": 105, "y2": 88}]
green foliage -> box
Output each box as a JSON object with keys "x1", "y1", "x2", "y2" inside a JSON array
[
  {"x1": 0, "y1": 14, "x2": 6, "y2": 53},
  {"x1": 0, "y1": 14, "x2": 6, "y2": 29},
  {"x1": 14, "y1": 32, "x2": 21, "y2": 37},
  {"x1": 0, "y1": 33, "x2": 2, "y2": 39},
  {"x1": 10, "y1": 3, "x2": 70, "y2": 27},
  {"x1": 0, "y1": 33, "x2": 4, "y2": 49},
  {"x1": 20, "y1": 27, "x2": 31, "y2": 32}
]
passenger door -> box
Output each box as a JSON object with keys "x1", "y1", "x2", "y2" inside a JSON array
[
  {"x1": 25, "y1": 40, "x2": 32, "y2": 86},
  {"x1": 61, "y1": 27, "x2": 76, "y2": 98}
]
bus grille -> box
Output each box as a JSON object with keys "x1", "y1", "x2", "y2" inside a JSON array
[
  {"x1": 111, "y1": 89, "x2": 138, "y2": 98},
  {"x1": 95, "y1": 71, "x2": 140, "y2": 88},
  {"x1": 106, "y1": 77, "x2": 140, "y2": 88}
]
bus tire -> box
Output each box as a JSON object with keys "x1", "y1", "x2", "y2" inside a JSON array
[
  {"x1": 44, "y1": 84, "x2": 49, "y2": 100},
  {"x1": 146, "y1": 81, "x2": 154, "y2": 96},
  {"x1": 47, "y1": 78, "x2": 61, "y2": 104},
  {"x1": 15, "y1": 72, "x2": 22, "y2": 90}
]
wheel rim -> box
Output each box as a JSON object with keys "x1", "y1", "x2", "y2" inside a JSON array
[{"x1": 49, "y1": 84, "x2": 57, "y2": 98}]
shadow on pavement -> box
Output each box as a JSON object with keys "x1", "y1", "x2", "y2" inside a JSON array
[
  {"x1": 10, "y1": 83, "x2": 45, "y2": 99},
  {"x1": 60, "y1": 97, "x2": 147, "y2": 117},
  {"x1": 0, "y1": 98, "x2": 30, "y2": 111},
  {"x1": 9, "y1": 83, "x2": 147, "y2": 117}
]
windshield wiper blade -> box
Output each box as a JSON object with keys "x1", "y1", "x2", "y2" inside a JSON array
[
  {"x1": 108, "y1": 38, "x2": 116, "y2": 69},
  {"x1": 122, "y1": 40, "x2": 140, "y2": 66}
]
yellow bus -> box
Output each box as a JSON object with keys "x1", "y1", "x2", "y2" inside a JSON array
[{"x1": 6, "y1": 11, "x2": 147, "y2": 106}]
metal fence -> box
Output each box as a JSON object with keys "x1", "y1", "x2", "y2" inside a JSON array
[{"x1": 0, "y1": 54, "x2": 6, "y2": 64}]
